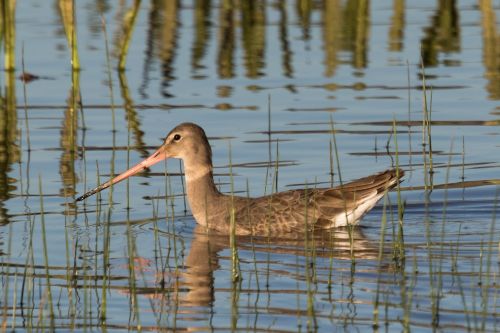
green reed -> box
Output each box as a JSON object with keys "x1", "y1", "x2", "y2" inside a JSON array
[
  {"x1": 273, "y1": 138, "x2": 280, "y2": 193},
  {"x1": 101, "y1": 15, "x2": 117, "y2": 158},
  {"x1": 423, "y1": 198, "x2": 435, "y2": 322},
  {"x1": 20, "y1": 215, "x2": 36, "y2": 329},
  {"x1": 420, "y1": 56, "x2": 434, "y2": 190},
  {"x1": 433, "y1": 138, "x2": 456, "y2": 327},
  {"x1": 311, "y1": 178, "x2": 320, "y2": 285},
  {"x1": 1, "y1": 0, "x2": 16, "y2": 70},
  {"x1": 10, "y1": 268, "x2": 17, "y2": 331},
  {"x1": 372, "y1": 111, "x2": 408, "y2": 329},
  {"x1": 259, "y1": 135, "x2": 282, "y2": 294},
  {"x1": 63, "y1": 213, "x2": 73, "y2": 324},
  {"x1": 326, "y1": 138, "x2": 336, "y2": 292},
  {"x1": 473, "y1": 243, "x2": 485, "y2": 330},
  {"x1": 100, "y1": 207, "x2": 112, "y2": 324},
  {"x1": 82, "y1": 241, "x2": 89, "y2": 329},
  {"x1": 126, "y1": 210, "x2": 140, "y2": 328},
  {"x1": 99, "y1": 14, "x2": 118, "y2": 325},
  {"x1": 256, "y1": 99, "x2": 275, "y2": 309},
  {"x1": 247, "y1": 180, "x2": 262, "y2": 331},
  {"x1": 414, "y1": 57, "x2": 434, "y2": 329},
  {"x1": 263, "y1": 95, "x2": 273, "y2": 196},
  {"x1": 302, "y1": 183, "x2": 318, "y2": 332},
  {"x1": 481, "y1": 186, "x2": 498, "y2": 330},
  {"x1": 246, "y1": 179, "x2": 260, "y2": 292},
  {"x1": 392, "y1": 119, "x2": 405, "y2": 263},
  {"x1": 92, "y1": 162, "x2": 107, "y2": 324},
  {"x1": 461, "y1": 136, "x2": 465, "y2": 181},
  {"x1": 118, "y1": 27, "x2": 141, "y2": 326},
  {"x1": 124, "y1": 86, "x2": 132, "y2": 211},
  {"x1": 263, "y1": 136, "x2": 281, "y2": 235},
  {"x1": 372, "y1": 196, "x2": 388, "y2": 330},
  {"x1": 406, "y1": 61, "x2": 412, "y2": 167},
  {"x1": 38, "y1": 175, "x2": 55, "y2": 329},
  {"x1": 326, "y1": 232, "x2": 335, "y2": 292},
  {"x1": 0, "y1": 224, "x2": 11, "y2": 329},
  {"x1": 20, "y1": 44, "x2": 31, "y2": 152},
  {"x1": 0, "y1": 1, "x2": 3, "y2": 56},
  {"x1": 228, "y1": 140, "x2": 241, "y2": 282},
  {"x1": 452, "y1": 226, "x2": 472, "y2": 331},
  {"x1": 152, "y1": 195, "x2": 168, "y2": 329},
  {"x1": 152, "y1": 196, "x2": 165, "y2": 287},
  {"x1": 295, "y1": 253, "x2": 303, "y2": 330},
  {"x1": 402, "y1": 250, "x2": 417, "y2": 331},
  {"x1": 58, "y1": 0, "x2": 80, "y2": 70},
  {"x1": 230, "y1": 271, "x2": 242, "y2": 332},
  {"x1": 169, "y1": 205, "x2": 182, "y2": 333},
  {"x1": 329, "y1": 139, "x2": 334, "y2": 187},
  {"x1": 165, "y1": 165, "x2": 180, "y2": 272},
  {"x1": 329, "y1": 116, "x2": 355, "y2": 261},
  {"x1": 69, "y1": 56, "x2": 81, "y2": 157},
  {"x1": 118, "y1": 0, "x2": 142, "y2": 71},
  {"x1": 94, "y1": 161, "x2": 102, "y2": 279}
]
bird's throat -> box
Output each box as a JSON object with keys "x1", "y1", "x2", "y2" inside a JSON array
[{"x1": 185, "y1": 168, "x2": 222, "y2": 226}]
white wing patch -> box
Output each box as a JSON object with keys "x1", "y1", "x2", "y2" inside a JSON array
[{"x1": 329, "y1": 191, "x2": 386, "y2": 227}]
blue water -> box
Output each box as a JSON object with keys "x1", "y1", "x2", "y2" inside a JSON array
[{"x1": 1, "y1": 0, "x2": 499, "y2": 331}]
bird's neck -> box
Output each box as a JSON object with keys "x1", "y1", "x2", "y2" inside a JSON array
[{"x1": 184, "y1": 164, "x2": 223, "y2": 227}]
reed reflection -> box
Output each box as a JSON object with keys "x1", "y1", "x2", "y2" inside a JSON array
[
  {"x1": 296, "y1": 0, "x2": 313, "y2": 42},
  {"x1": 118, "y1": 72, "x2": 149, "y2": 159},
  {"x1": 138, "y1": 0, "x2": 380, "y2": 80},
  {"x1": 140, "y1": 0, "x2": 180, "y2": 98},
  {"x1": 342, "y1": 0, "x2": 370, "y2": 69},
  {"x1": 57, "y1": 1, "x2": 81, "y2": 200},
  {"x1": 158, "y1": 0, "x2": 179, "y2": 98},
  {"x1": 90, "y1": 0, "x2": 500, "y2": 93},
  {"x1": 478, "y1": 0, "x2": 500, "y2": 100},
  {"x1": 241, "y1": 1, "x2": 266, "y2": 78},
  {"x1": 86, "y1": 0, "x2": 111, "y2": 37},
  {"x1": 421, "y1": 0, "x2": 460, "y2": 67},
  {"x1": 323, "y1": 0, "x2": 342, "y2": 77},
  {"x1": 277, "y1": 0, "x2": 293, "y2": 77},
  {"x1": 58, "y1": 71, "x2": 80, "y2": 200},
  {"x1": 139, "y1": 0, "x2": 161, "y2": 97},
  {"x1": 0, "y1": 71, "x2": 19, "y2": 224},
  {"x1": 192, "y1": 0, "x2": 212, "y2": 73},
  {"x1": 388, "y1": 0, "x2": 405, "y2": 52},
  {"x1": 217, "y1": 0, "x2": 236, "y2": 78}
]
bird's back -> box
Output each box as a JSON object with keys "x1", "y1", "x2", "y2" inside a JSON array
[{"x1": 228, "y1": 169, "x2": 403, "y2": 236}]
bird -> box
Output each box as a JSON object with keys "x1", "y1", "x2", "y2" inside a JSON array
[{"x1": 76, "y1": 122, "x2": 404, "y2": 236}]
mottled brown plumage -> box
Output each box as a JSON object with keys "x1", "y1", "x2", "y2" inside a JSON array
[{"x1": 77, "y1": 123, "x2": 404, "y2": 236}]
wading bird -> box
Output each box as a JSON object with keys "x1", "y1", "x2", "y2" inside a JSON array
[{"x1": 77, "y1": 123, "x2": 403, "y2": 236}]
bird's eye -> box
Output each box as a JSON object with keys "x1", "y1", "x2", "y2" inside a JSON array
[{"x1": 173, "y1": 134, "x2": 182, "y2": 141}]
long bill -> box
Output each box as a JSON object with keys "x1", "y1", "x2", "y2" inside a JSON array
[{"x1": 76, "y1": 147, "x2": 168, "y2": 202}]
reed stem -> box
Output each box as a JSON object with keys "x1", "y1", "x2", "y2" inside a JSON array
[
  {"x1": 118, "y1": 0, "x2": 142, "y2": 71},
  {"x1": 38, "y1": 175, "x2": 55, "y2": 329},
  {"x1": 1, "y1": 0, "x2": 16, "y2": 70}
]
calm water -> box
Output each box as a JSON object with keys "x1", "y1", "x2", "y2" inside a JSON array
[{"x1": 1, "y1": 0, "x2": 499, "y2": 331}]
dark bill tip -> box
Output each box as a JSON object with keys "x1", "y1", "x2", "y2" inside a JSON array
[{"x1": 75, "y1": 184, "x2": 109, "y2": 202}]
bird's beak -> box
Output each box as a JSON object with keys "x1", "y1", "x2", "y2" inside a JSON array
[{"x1": 76, "y1": 146, "x2": 168, "y2": 202}]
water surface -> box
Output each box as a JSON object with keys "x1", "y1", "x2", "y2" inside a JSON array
[{"x1": 1, "y1": 1, "x2": 499, "y2": 331}]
